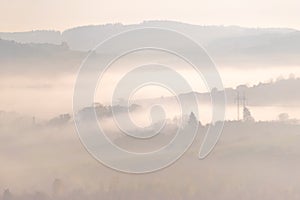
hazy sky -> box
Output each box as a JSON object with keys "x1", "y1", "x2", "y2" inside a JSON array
[{"x1": 0, "y1": 0, "x2": 299, "y2": 32}]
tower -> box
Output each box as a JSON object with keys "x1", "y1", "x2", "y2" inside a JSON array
[
  {"x1": 235, "y1": 91, "x2": 241, "y2": 121},
  {"x1": 235, "y1": 92, "x2": 254, "y2": 122}
]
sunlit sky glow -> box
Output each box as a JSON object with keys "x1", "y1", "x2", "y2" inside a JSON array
[{"x1": 0, "y1": 0, "x2": 299, "y2": 32}]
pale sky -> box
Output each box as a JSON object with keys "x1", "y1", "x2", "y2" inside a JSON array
[{"x1": 0, "y1": 0, "x2": 299, "y2": 32}]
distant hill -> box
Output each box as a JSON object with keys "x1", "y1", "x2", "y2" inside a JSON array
[
  {"x1": 177, "y1": 77, "x2": 300, "y2": 106},
  {"x1": 0, "y1": 21, "x2": 299, "y2": 67},
  {"x1": 0, "y1": 39, "x2": 68, "y2": 59},
  {"x1": 0, "y1": 39, "x2": 85, "y2": 74},
  {"x1": 62, "y1": 21, "x2": 298, "y2": 52},
  {"x1": 0, "y1": 30, "x2": 61, "y2": 44}
]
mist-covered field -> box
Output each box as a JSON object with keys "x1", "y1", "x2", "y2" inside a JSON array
[
  {"x1": 1, "y1": 21, "x2": 300, "y2": 199},
  {"x1": 1, "y1": 113, "x2": 300, "y2": 200}
]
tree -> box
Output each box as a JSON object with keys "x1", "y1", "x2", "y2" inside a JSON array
[
  {"x1": 188, "y1": 112, "x2": 198, "y2": 127},
  {"x1": 278, "y1": 113, "x2": 289, "y2": 122},
  {"x1": 3, "y1": 189, "x2": 12, "y2": 200},
  {"x1": 243, "y1": 107, "x2": 254, "y2": 122},
  {"x1": 52, "y1": 178, "x2": 65, "y2": 198}
]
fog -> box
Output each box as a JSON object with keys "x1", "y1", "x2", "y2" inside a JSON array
[
  {"x1": 1, "y1": 111, "x2": 300, "y2": 199},
  {"x1": 1, "y1": 21, "x2": 300, "y2": 199},
  {"x1": 1, "y1": 70, "x2": 300, "y2": 122}
]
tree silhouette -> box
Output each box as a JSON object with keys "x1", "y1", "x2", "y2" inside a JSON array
[
  {"x1": 188, "y1": 112, "x2": 198, "y2": 127},
  {"x1": 3, "y1": 189, "x2": 12, "y2": 200}
]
